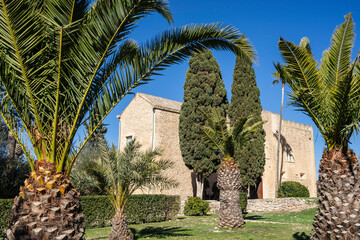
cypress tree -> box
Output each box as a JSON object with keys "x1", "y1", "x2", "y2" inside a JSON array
[
  {"x1": 228, "y1": 56, "x2": 265, "y2": 198},
  {"x1": 179, "y1": 49, "x2": 228, "y2": 198}
]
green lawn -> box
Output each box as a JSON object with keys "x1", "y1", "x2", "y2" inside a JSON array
[{"x1": 85, "y1": 208, "x2": 316, "y2": 240}]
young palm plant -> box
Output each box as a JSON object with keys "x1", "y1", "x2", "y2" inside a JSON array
[
  {"x1": 0, "y1": 0, "x2": 256, "y2": 239},
  {"x1": 201, "y1": 108, "x2": 261, "y2": 228},
  {"x1": 81, "y1": 139, "x2": 176, "y2": 240},
  {"x1": 278, "y1": 13, "x2": 360, "y2": 239}
]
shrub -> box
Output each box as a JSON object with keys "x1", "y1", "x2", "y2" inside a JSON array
[
  {"x1": 0, "y1": 199, "x2": 12, "y2": 236},
  {"x1": 0, "y1": 194, "x2": 180, "y2": 231},
  {"x1": 239, "y1": 192, "x2": 248, "y2": 213},
  {"x1": 184, "y1": 197, "x2": 210, "y2": 216},
  {"x1": 278, "y1": 181, "x2": 310, "y2": 198}
]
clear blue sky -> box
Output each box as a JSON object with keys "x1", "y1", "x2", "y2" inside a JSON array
[{"x1": 101, "y1": 0, "x2": 360, "y2": 174}]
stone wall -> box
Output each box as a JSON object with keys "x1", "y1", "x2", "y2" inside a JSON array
[
  {"x1": 179, "y1": 198, "x2": 318, "y2": 215},
  {"x1": 261, "y1": 111, "x2": 317, "y2": 198}
]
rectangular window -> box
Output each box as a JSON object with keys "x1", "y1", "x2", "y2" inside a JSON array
[{"x1": 126, "y1": 136, "x2": 133, "y2": 143}]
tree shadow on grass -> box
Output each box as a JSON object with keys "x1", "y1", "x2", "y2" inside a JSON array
[
  {"x1": 131, "y1": 226, "x2": 191, "y2": 239},
  {"x1": 293, "y1": 232, "x2": 310, "y2": 240},
  {"x1": 244, "y1": 215, "x2": 266, "y2": 221}
]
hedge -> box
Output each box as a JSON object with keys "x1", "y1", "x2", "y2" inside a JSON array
[
  {"x1": 0, "y1": 194, "x2": 180, "y2": 234},
  {"x1": 239, "y1": 192, "x2": 248, "y2": 213},
  {"x1": 278, "y1": 181, "x2": 310, "y2": 198}
]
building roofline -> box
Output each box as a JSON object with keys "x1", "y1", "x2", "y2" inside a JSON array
[{"x1": 115, "y1": 93, "x2": 313, "y2": 131}]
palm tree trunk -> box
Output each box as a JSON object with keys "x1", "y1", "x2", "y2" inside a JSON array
[
  {"x1": 311, "y1": 148, "x2": 360, "y2": 240},
  {"x1": 217, "y1": 158, "x2": 244, "y2": 228},
  {"x1": 6, "y1": 159, "x2": 85, "y2": 240},
  {"x1": 275, "y1": 82, "x2": 285, "y2": 197},
  {"x1": 109, "y1": 209, "x2": 133, "y2": 240}
]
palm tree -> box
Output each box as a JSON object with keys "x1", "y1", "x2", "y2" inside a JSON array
[
  {"x1": 272, "y1": 62, "x2": 287, "y2": 197},
  {"x1": 201, "y1": 108, "x2": 261, "y2": 228},
  {"x1": 277, "y1": 13, "x2": 360, "y2": 239},
  {"x1": 0, "y1": 0, "x2": 256, "y2": 239},
  {"x1": 81, "y1": 139, "x2": 176, "y2": 240},
  {"x1": 273, "y1": 38, "x2": 311, "y2": 198}
]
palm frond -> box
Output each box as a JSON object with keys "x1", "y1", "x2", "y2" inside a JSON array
[
  {"x1": 278, "y1": 37, "x2": 327, "y2": 139},
  {"x1": 78, "y1": 139, "x2": 176, "y2": 210},
  {"x1": 320, "y1": 13, "x2": 354, "y2": 92},
  {"x1": 1, "y1": 0, "x2": 257, "y2": 174},
  {"x1": 278, "y1": 13, "x2": 360, "y2": 149}
]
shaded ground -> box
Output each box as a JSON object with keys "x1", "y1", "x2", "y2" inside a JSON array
[{"x1": 85, "y1": 208, "x2": 316, "y2": 240}]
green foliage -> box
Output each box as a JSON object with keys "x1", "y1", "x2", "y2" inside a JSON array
[
  {"x1": 277, "y1": 13, "x2": 360, "y2": 150},
  {"x1": 183, "y1": 197, "x2": 210, "y2": 216},
  {"x1": 70, "y1": 123, "x2": 108, "y2": 196},
  {"x1": 277, "y1": 181, "x2": 310, "y2": 198},
  {"x1": 228, "y1": 56, "x2": 265, "y2": 190},
  {"x1": 0, "y1": 0, "x2": 256, "y2": 174},
  {"x1": 201, "y1": 108, "x2": 262, "y2": 160},
  {"x1": 239, "y1": 192, "x2": 248, "y2": 213},
  {"x1": 0, "y1": 119, "x2": 29, "y2": 199},
  {"x1": 179, "y1": 49, "x2": 228, "y2": 178},
  {"x1": 0, "y1": 199, "x2": 12, "y2": 236},
  {"x1": 79, "y1": 139, "x2": 177, "y2": 214},
  {"x1": 0, "y1": 195, "x2": 180, "y2": 230}
]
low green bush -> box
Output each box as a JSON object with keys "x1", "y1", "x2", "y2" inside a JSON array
[
  {"x1": 0, "y1": 194, "x2": 180, "y2": 231},
  {"x1": 278, "y1": 181, "x2": 310, "y2": 198},
  {"x1": 239, "y1": 192, "x2": 248, "y2": 213},
  {"x1": 184, "y1": 197, "x2": 210, "y2": 216}
]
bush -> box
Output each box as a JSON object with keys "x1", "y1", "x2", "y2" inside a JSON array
[
  {"x1": 0, "y1": 194, "x2": 180, "y2": 231},
  {"x1": 183, "y1": 197, "x2": 210, "y2": 216},
  {"x1": 239, "y1": 192, "x2": 248, "y2": 213},
  {"x1": 278, "y1": 181, "x2": 310, "y2": 198},
  {"x1": 0, "y1": 199, "x2": 12, "y2": 236}
]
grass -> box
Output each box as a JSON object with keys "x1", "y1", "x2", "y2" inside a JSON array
[{"x1": 85, "y1": 208, "x2": 316, "y2": 240}]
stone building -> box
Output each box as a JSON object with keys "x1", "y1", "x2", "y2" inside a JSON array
[{"x1": 117, "y1": 93, "x2": 317, "y2": 200}]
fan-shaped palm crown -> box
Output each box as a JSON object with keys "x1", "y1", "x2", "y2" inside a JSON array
[
  {"x1": 82, "y1": 139, "x2": 176, "y2": 212},
  {"x1": 0, "y1": 0, "x2": 256, "y2": 174},
  {"x1": 201, "y1": 108, "x2": 262, "y2": 160},
  {"x1": 278, "y1": 13, "x2": 360, "y2": 150}
]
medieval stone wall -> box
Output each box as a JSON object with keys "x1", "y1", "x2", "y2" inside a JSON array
[
  {"x1": 146, "y1": 109, "x2": 194, "y2": 198},
  {"x1": 261, "y1": 111, "x2": 317, "y2": 198},
  {"x1": 179, "y1": 198, "x2": 318, "y2": 215},
  {"x1": 118, "y1": 95, "x2": 153, "y2": 150}
]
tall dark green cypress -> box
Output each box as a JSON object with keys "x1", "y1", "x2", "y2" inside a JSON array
[
  {"x1": 179, "y1": 49, "x2": 228, "y2": 197},
  {"x1": 228, "y1": 56, "x2": 265, "y2": 198}
]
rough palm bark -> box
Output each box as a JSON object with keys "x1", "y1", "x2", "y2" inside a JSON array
[
  {"x1": 108, "y1": 210, "x2": 133, "y2": 240},
  {"x1": 217, "y1": 158, "x2": 244, "y2": 228},
  {"x1": 311, "y1": 148, "x2": 360, "y2": 240},
  {"x1": 6, "y1": 160, "x2": 85, "y2": 240}
]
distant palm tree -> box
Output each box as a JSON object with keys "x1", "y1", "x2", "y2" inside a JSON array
[
  {"x1": 0, "y1": 0, "x2": 256, "y2": 239},
  {"x1": 201, "y1": 108, "x2": 261, "y2": 228},
  {"x1": 82, "y1": 139, "x2": 176, "y2": 240},
  {"x1": 272, "y1": 62, "x2": 287, "y2": 197},
  {"x1": 273, "y1": 38, "x2": 311, "y2": 197},
  {"x1": 277, "y1": 13, "x2": 360, "y2": 239}
]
